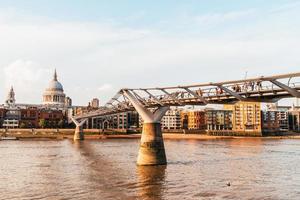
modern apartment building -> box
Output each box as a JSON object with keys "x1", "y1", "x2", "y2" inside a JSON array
[
  {"x1": 224, "y1": 102, "x2": 262, "y2": 134},
  {"x1": 262, "y1": 110, "x2": 280, "y2": 132},
  {"x1": 266, "y1": 105, "x2": 289, "y2": 131},
  {"x1": 205, "y1": 109, "x2": 232, "y2": 131},
  {"x1": 161, "y1": 109, "x2": 182, "y2": 130}
]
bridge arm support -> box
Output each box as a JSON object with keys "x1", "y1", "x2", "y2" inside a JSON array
[
  {"x1": 161, "y1": 89, "x2": 182, "y2": 105},
  {"x1": 122, "y1": 89, "x2": 169, "y2": 166},
  {"x1": 142, "y1": 89, "x2": 165, "y2": 106},
  {"x1": 71, "y1": 117, "x2": 88, "y2": 140},
  {"x1": 270, "y1": 80, "x2": 300, "y2": 98},
  {"x1": 217, "y1": 85, "x2": 245, "y2": 101},
  {"x1": 182, "y1": 87, "x2": 208, "y2": 104}
]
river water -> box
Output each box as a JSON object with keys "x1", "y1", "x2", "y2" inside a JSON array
[{"x1": 0, "y1": 138, "x2": 300, "y2": 200}]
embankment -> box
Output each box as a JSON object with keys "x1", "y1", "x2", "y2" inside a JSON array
[{"x1": 1, "y1": 129, "x2": 300, "y2": 140}]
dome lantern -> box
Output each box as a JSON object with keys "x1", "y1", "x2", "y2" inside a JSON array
[{"x1": 54, "y1": 69, "x2": 58, "y2": 81}]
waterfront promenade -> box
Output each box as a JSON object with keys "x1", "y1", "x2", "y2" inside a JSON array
[{"x1": 1, "y1": 128, "x2": 300, "y2": 140}]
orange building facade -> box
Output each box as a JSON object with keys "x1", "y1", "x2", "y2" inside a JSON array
[{"x1": 180, "y1": 110, "x2": 206, "y2": 130}]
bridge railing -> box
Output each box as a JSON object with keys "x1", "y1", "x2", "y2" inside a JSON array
[{"x1": 115, "y1": 81, "x2": 299, "y2": 104}]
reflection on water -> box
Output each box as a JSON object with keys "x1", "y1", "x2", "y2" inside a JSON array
[
  {"x1": 137, "y1": 165, "x2": 166, "y2": 199},
  {"x1": 0, "y1": 138, "x2": 300, "y2": 199}
]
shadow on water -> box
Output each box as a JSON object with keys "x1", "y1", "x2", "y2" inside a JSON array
[
  {"x1": 136, "y1": 165, "x2": 167, "y2": 200},
  {"x1": 70, "y1": 140, "x2": 138, "y2": 199},
  {"x1": 71, "y1": 140, "x2": 168, "y2": 199}
]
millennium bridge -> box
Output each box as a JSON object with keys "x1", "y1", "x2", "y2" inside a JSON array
[{"x1": 73, "y1": 72, "x2": 300, "y2": 166}]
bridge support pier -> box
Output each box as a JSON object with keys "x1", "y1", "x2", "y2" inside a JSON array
[
  {"x1": 123, "y1": 90, "x2": 169, "y2": 166},
  {"x1": 71, "y1": 117, "x2": 87, "y2": 141},
  {"x1": 138, "y1": 122, "x2": 167, "y2": 165}
]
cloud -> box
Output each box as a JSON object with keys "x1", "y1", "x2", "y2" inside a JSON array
[
  {"x1": 98, "y1": 84, "x2": 113, "y2": 91},
  {"x1": 193, "y1": 9, "x2": 256, "y2": 26},
  {"x1": 2, "y1": 60, "x2": 50, "y2": 104},
  {"x1": 0, "y1": 3, "x2": 300, "y2": 106},
  {"x1": 269, "y1": 1, "x2": 300, "y2": 14}
]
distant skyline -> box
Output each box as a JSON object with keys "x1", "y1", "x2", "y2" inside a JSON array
[{"x1": 1, "y1": 0, "x2": 300, "y2": 105}]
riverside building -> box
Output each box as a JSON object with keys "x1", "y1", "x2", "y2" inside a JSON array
[
  {"x1": 262, "y1": 110, "x2": 280, "y2": 133},
  {"x1": 180, "y1": 109, "x2": 206, "y2": 130},
  {"x1": 224, "y1": 102, "x2": 262, "y2": 136},
  {"x1": 277, "y1": 107, "x2": 290, "y2": 131},
  {"x1": 265, "y1": 104, "x2": 289, "y2": 132},
  {"x1": 205, "y1": 109, "x2": 233, "y2": 131},
  {"x1": 161, "y1": 108, "x2": 182, "y2": 130},
  {"x1": 139, "y1": 107, "x2": 182, "y2": 131},
  {"x1": 88, "y1": 111, "x2": 139, "y2": 130}
]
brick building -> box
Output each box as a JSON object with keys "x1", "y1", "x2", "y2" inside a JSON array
[{"x1": 180, "y1": 110, "x2": 206, "y2": 130}]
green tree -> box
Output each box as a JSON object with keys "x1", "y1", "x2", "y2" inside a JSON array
[
  {"x1": 20, "y1": 122, "x2": 27, "y2": 128},
  {"x1": 49, "y1": 121, "x2": 55, "y2": 128},
  {"x1": 58, "y1": 119, "x2": 64, "y2": 128},
  {"x1": 53, "y1": 121, "x2": 58, "y2": 128},
  {"x1": 39, "y1": 119, "x2": 46, "y2": 128}
]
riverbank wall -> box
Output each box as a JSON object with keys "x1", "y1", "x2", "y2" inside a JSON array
[
  {"x1": 0, "y1": 129, "x2": 298, "y2": 140},
  {"x1": 0, "y1": 128, "x2": 130, "y2": 135},
  {"x1": 0, "y1": 128, "x2": 136, "y2": 140}
]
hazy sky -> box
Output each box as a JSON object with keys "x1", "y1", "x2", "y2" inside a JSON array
[{"x1": 0, "y1": 0, "x2": 300, "y2": 106}]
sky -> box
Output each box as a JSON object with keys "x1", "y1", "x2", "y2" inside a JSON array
[{"x1": 0, "y1": 0, "x2": 300, "y2": 106}]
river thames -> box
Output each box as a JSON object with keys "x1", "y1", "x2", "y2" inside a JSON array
[{"x1": 0, "y1": 138, "x2": 300, "y2": 200}]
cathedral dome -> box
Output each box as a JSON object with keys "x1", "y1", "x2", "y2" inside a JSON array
[
  {"x1": 46, "y1": 70, "x2": 64, "y2": 91},
  {"x1": 42, "y1": 69, "x2": 66, "y2": 107},
  {"x1": 48, "y1": 80, "x2": 64, "y2": 91}
]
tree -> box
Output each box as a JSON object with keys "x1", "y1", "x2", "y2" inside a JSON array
[
  {"x1": 53, "y1": 121, "x2": 58, "y2": 128},
  {"x1": 49, "y1": 121, "x2": 56, "y2": 128},
  {"x1": 58, "y1": 119, "x2": 64, "y2": 128},
  {"x1": 39, "y1": 119, "x2": 46, "y2": 128},
  {"x1": 20, "y1": 122, "x2": 27, "y2": 128},
  {"x1": 48, "y1": 120, "x2": 53, "y2": 128}
]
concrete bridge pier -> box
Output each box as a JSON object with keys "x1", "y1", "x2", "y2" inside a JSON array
[
  {"x1": 138, "y1": 119, "x2": 167, "y2": 166},
  {"x1": 71, "y1": 117, "x2": 87, "y2": 141},
  {"x1": 123, "y1": 90, "x2": 169, "y2": 166}
]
